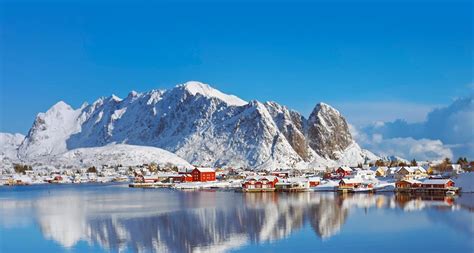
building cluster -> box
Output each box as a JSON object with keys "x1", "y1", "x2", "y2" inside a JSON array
[{"x1": 1, "y1": 162, "x2": 467, "y2": 196}]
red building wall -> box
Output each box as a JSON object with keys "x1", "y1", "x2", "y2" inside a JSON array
[{"x1": 191, "y1": 169, "x2": 216, "y2": 182}]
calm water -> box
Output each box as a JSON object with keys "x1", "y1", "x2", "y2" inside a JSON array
[{"x1": 0, "y1": 184, "x2": 473, "y2": 253}]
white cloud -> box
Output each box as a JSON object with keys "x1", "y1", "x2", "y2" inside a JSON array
[
  {"x1": 356, "y1": 96, "x2": 473, "y2": 159},
  {"x1": 350, "y1": 124, "x2": 453, "y2": 161},
  {"x1": 336, "y1": 101, "x2": 438, "y2": 126}
]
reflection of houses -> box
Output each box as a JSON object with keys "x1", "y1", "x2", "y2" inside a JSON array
[
  {"x1": 16, "y1": 188, "x2": 467, "y2": 253},
  {"x1": 395, "y1": 194, "x2": 455, "y2": 211},
  {"x1": 242, "y1": 176, "x2": 278, "y2": 192}
]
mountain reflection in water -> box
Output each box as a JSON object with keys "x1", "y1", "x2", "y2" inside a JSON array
[{"x1": 0, "y1": 184, "x2": 472, "y2": 253}]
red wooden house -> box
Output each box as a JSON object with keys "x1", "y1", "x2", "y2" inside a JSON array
[
  {"x1": 421, "y1": 179, "x2": 455, "y2": 189},
  {"x1": 270, "y1": 171, "x2": 290, "y2": 179},
  {"x1": 308, "y1": 177, "x2": 321, "y2": 187},
  {"x1": 242, "y1": 176, "x2": 279, "y2": 192},
  {"x1": 169, "y1": 174, "x2": 193, "y2": 183},
  {"x1": 191, "y1": 168, "x2": 216, "y2": 182},
  {"x1": 395, "y1": 179, "x2": 422, "y2": 189},
  {"x1": 338, "y1": 178, "x2": 362, "y2": 188},
  {"x1": 336, "y1": 166, "x2": 353, "y2": 177}
]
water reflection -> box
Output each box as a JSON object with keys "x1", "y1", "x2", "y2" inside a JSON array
[{"x1": 0, "y1": 186, "x2": 472, "y2": 253}]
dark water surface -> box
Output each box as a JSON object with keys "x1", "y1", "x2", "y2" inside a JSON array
[{"x1": 0, "y1": 184, "x2": 473, "y2": 253}]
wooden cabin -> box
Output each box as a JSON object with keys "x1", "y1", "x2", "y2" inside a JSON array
[
  {"x1": 336, "y1": 166, "x2": 353, "y2": 177},
  {"x1": 242, "y1": 176, "x2": 278, "y2": 192},
  {"x1": 191, "y1": 168, "x2": 216, "y2": 182},
  {"x1": 421, "y1": 179, "x2": 455, "y2": 189},
  {"x1": 395, "y1": 179, "x2": 422, "y2": 190}
]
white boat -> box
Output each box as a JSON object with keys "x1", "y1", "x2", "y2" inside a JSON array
[{"x1": 446, "y1": 190, "x2": 456, "y2": 196}]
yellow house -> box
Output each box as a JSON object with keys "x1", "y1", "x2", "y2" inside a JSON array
[
  {"x1": 395, "y1": 166, "x2": 428, "y2": 180},
  {"x1": 426, "y1": 166, "x2": 435, "y2": 175},
  {"x1": 374, "y1": 167, "x2": 389, "y2": 177}
]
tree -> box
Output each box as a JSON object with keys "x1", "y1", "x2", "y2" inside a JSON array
[
  {"x1": 87, "y1": 166, "x2": 97, "y2": 173},
  {"x1": 457, "y1": 157, "x2": 468, "y2": 166},
  {"x1": 399, "y1": 162, "x2": 407, "y2": 167},
  {"x1": 148, "y1": 162, "x2": 158, "y2": 173},
  {"x1": 375, "y1": 160, "x2": 385, "y2": 167},
  {"x1": 13, "y1": 164, "x2": 31, "y2": 174},
  {"x1": 410, "y1": 159, "x2": 418, "y2": 166},
  {"x1": 443, "y1": 157, "x2": 451, "y2": 164}
]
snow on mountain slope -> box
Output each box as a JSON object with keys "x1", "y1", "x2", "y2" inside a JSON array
[
  {"x1": 44, "y1": 144, "x2": 192, "y2": 168},
  {"x1": 18, "y1": 101, "x2": 83, "y2": 158},
  {"x1": 0, "y1": 133, "x2": 24, "y2": 160},
  {"x1": 18, "y1": 81, "x2": 378, "y2": 169},
  {"x1": 332, "y1": 142, "x2": 378, "y2": 166},
  {"x1": 180, "y1": 81, "x2": 247, "y2": 106}
]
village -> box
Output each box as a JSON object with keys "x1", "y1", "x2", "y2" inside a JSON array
[{"x1": 1, "y1": 159, "x2": 473, "y2": 195}]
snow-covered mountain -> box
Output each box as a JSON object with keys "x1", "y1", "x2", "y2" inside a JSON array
[
  {"x1": 0, "y1": 133, "x2": 24, "y2": 160},
  {"x1": 13, "y1": 81, "x2": 377, "y2": 169},
  {"x1": 43, "y1": 144, "x2": 192, "y2": 169}
]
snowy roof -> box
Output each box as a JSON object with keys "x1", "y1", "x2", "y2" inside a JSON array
[
  {"x1": 410, "y1": 166, "x2": 427, "y2": 172},
  {"x1": 421, "y1": 179, "x2": 453, "y2": 185},
  {"x1": 399, "y1": 166, "x2": 427, "y2": 173},
  {"x1": 338, "y1": 166, "x2": 353, "y2": 172},
  {"x1": 194, "y1": 167, "x2": 215, "y2": 173},
  {"x1": 308, "y1": 177, "x2": 321, "y2": 181},
  {"x1": 340, "y1": 178, "x2": 362, "y2": 184},
  {"x1": 398, "y1": 179, "x2": 422, "y2": 184},
  {"x1": 287, "y1": 177, "x2": 309, "y2": 183},
  {"x1": 245, "y1": 175, "x2": 277, "y2": 181}
]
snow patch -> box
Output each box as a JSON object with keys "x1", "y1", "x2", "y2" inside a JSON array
[{"x1": 180, "y1": 81, "x2": 247, "y2": 106}]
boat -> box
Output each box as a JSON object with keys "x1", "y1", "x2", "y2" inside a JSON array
[{"x1": 446, "y1": 190, "x2": 456, "y2": 196}]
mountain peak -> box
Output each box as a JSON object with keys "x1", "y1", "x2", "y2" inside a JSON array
[
  {"x1": 307, "y1": 102, "x2": 353, "y2": 159},
  {"x1": 314, "y1": 102, "x2": 341, "y2": 116},
  {"x1": 109, "y1": 94, "x2": 122, "y2": 102},
  {"x1": 49, "y1": 101, "x2": 73, "y2": 111},
  {"x1": 178, "y1": 81, "x2": 247, "y2": 106}
]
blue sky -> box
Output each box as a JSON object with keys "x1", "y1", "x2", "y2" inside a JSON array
[{"x1": 0, "y1": 0, "x2": 472, "y2": 134}]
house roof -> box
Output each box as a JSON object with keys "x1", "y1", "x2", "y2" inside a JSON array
[
  {"x1": 308, "y1": 176, "x2": 321, "y2": 181},
  {"x1": 421, "y1": 179, "x2": 453, "y2": 185},
  {"x1": 245, "y1": 176, "x2": 277, "y2": 182},
  {"x1": 194, "y1": 167, "x2": 215, "y2": 173},
  {"x1": 338, "y1": 166, "x2": 353, "y2": 172},
  {"x1": 340, "y1": 178, "x2": 362, "y2": 184},
  {"x1": 398, "y1": 179, "x2": 422, "y2": 184}
]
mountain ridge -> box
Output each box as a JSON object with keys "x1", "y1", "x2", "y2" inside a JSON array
[{"x1": 7, "y1": 81, "x2": 378, "y2": 170}]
